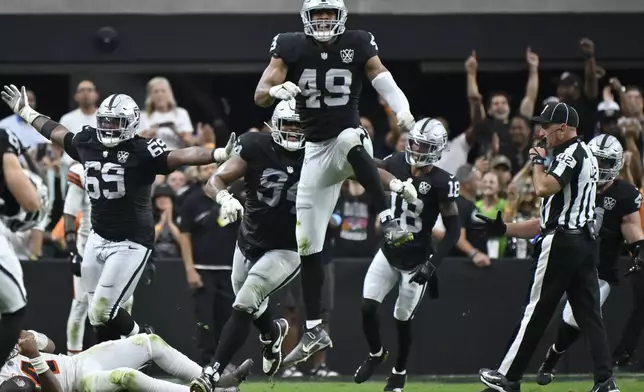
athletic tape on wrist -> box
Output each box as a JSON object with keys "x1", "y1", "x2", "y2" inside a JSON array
[{"x1": 30, "y1": 356, "x2": 49, "y2": 375}]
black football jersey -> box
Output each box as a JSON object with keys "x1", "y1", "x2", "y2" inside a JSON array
[
  {"x1": 271, "y1": 30, "x2": 378, "y2": 142},
  {"x1": 595, "y1": 179, "x2": 642, "y2": 283},
  {"x1": 234, "y1": 132, "x2": 303, "y2": 261},
  {"x1": 68, "y1": 126, "x2": 173, "y2": 248},
  {"x1": 0, "y1": 128, "x2": 25, "y2": 218},
  {"x1": 381, "y1": 152, "x2": 460, "y2": 270}
]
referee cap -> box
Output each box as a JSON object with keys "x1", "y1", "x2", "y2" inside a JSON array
[{"x1": 531, "y1": 102, "x2": 580, "y2": 128}]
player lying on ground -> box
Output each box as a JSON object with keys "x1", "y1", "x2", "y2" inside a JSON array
[
  {"x1": 0, "y1": 330, "x2": 252, "y2": 392},
  {"x1": 62, "y1": 161, "x2": 134, "y2": 355},
  {"x1": 353, "y1": 118, "x2": 461, "y2": 392},
  {"x1": 190, "y1": 100, "x2": 417, "y2": 392},
  {"x1": 1, "y1": 86, "x2": 236, "y2": 346},
  {"x1": 532, "y1": 134, "x2": 644, "y2": 385},
  {"x1": 0, "y1": 127, "x2": 49, "y2": 370},
  {"x1": 255, "y1": 0, "x2": 416, "y2": 364}
]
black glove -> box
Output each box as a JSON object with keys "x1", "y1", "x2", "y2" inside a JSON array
[
  {"x1": 70, "y1": 253, "x2": 82, "y2": 277},
  {"x1": 409, "y1": 260, "x2": 436, "y2": 285},
  {"x1": 626, "y1": 243, "x2": 644, "y2": 276},
  {"x1": 143, "y1": 259, "x2": 156, "y2": 285},
  {"x1": 473, "y1": 211, "x2": 507, "y2": 237}
]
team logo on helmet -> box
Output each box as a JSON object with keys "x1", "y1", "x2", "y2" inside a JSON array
[
  {"x1": 340, "y1": 49, "x2": 354, "y2": 64},
  {"x1": 603, "y1": 196, "x2": 616, "y2": 211},
  {"x1": 14, "y1": 378, "x2": 26, "y2": 388},
  {"x1": 117, "y1": 151, "x2": 130, "y2": 164},
  {"x1": 418, "y1": 181, "x2": 430, "y2": 195}
]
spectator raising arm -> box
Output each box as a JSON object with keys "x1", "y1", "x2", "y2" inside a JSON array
[
  {"x1": 465, "y1": 50, "x2": 486, "y2": 125},
  {"x1": 519, "y1": 47, "x2": 540, "y2": 117},
  {"x1": 580, "y1": 38, "x2": 599, "y2": 101}
]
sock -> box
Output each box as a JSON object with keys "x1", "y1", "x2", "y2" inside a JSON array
[
  {"x1": 0, "y1": 307, "x2": 26, "y2": 362},
  {"x1": 66, "y1": 299, "x2": 87, "y2": 353},
  {"x1": 395, "y1": 320, "x2": 412, "y2": 372},
  {"x1": 146, "y1": 334, "x2": 202, "y2": 380},
  {"x1": 253, "y1": 307, "x2": 275, "y2": 340},
  {"x1": 106, "y1": 308, "x2": 140, "y2": 337},
  {"x1": 306, "y1": 320, "x2": 322, "y2": 329},
  {"x1": 96, "y1": 368, "x2": 189, "y2": 392},
  {"x1": 301, "y1": 253, "x2": 324, "y2": 321},
  {"x1": 361, "y1": 299, "x2": 382, "y2": 355},
  {"x1": 554, "y1": 319, "x2": 581, "y2": 353},
  {"x1": 347, "y1": 145, "x2": 388, "y2": 212},
  {"x1": 210, "y1": 309, "x2": 253, "y2": 374},
  {"x1": 370, "y1": 347, "x2": 383, "y2": 357}
]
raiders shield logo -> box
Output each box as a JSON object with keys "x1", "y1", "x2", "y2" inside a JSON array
[
  {"x1": 321, "y1": 52, "x2": 328, "y2": 60},
  {"x1": 287, "y1": 166, "x2": 294, "y2": 174},
  {"x1": 340, "y1": 49, "x2": 354, "y2": 64},
  {"x1": 117, "y1": 151, "x2": 130, "y2": 164},
  {"x1": 418, "y1": 181, "x2": 431, "y2": 195},
  {"x1": 603, "y1": 196, "x2": 616, "y2": 211}
]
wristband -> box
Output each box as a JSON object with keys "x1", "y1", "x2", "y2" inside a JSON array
[
  {"x1": 213, "y1": 148, "x2": 228, "y2": 163},
  {"x1": 30, "y1": 356, "x2": 49, "y2": 375},
  {"x1": 19, "y1": 106, "x2": 47, "y2": 125}
]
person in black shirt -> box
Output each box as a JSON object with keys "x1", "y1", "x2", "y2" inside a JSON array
[
  {"x1": 334, "y1": 180, "x2": 379, "y2": 258},
  {"x1": 499, "y1": 115, "x2": 532, "y2": 176},
  {"x1": 178, "y1": 164, "x2": 238, "y2": 366}
]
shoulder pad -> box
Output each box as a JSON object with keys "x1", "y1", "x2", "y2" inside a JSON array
[
  {"x1": 0, "y1": 128, "x2": 23, "y2": 156},
  {"x1": 234, "y1": 132, "x2": 270, "y2": 160}
]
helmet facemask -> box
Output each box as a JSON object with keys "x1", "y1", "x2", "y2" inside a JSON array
[
  {"x1": 593, "y1": 150, "x2": 623, "y2": 184},
  {"x1": 269, "y1": 118, "x2": 305, "y2": 151},
  {"x1": 405, "y1": 136, "x2": 446, "y2": 167},
  {"x1": 96, "y1": 114, "x2": 136, "y2": 148},
  {"x1": 301, "y1": 7, "x2": 347, "y2": 42}
]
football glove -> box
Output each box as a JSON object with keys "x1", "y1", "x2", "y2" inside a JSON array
[
  {"x1": 409, "y1": 259, "x2": 436, "y2": 285},
  {"x1": 389, "y1": 178, "x2": 417, "y2": 203},
  {"x1": 473, "y1": 211, "x2": 507, "y2": 237},
  {"x1": 396, "y1": 110, "x2": 416, "y2": 132},
  {"x1": 216, "y1": 190, "x2": 244, "y2": 223},
  {"x1": 213, "y1": 132, "x2": 237, "y2": 163},
  {"x1": 143, "y1": 259, "x2": 156, "y2": 285},
  {"x1": 1, "y1": 85, "x2": 42, "y2": 124},
  {"x1": 70, "y1": 253, "x2": 82, "y2": 277},
  {"x1": 269, "y1": 82, "x2": 301, "y2": 101},
  {"x1": 626, "y1": 243, "x2": 644, "y2": 276}
]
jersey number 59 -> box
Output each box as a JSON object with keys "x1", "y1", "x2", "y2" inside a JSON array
[
  {"x1": 298, "y1": 68, "x2": 352, "y2": 109},
  {"x1": 85, "y1": 161, "x2": 126, "y2": 200}
]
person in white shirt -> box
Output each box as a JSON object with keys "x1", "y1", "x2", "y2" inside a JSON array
[
  {"x1": 0, "y1": 90, "x2": 48, "y2": 149},
  {"x1": 138, "y1": 77, "x2": 195, "y2": 150},
  {"x1": 59, "y1": 81, "x2": 99, "y2": 171}
]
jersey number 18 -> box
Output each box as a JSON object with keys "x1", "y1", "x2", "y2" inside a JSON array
[{"x1": 391, "y1": 193, "x2": 425, "y2": 233}]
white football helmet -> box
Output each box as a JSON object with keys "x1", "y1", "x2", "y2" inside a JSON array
[
  {"x1": 588, "y1": 134, "x2": 624, "y2": 184},
  {"x1": 267, "y1": 100, "x2": 305, "y2": 151},
  {"x1": 96, "y1": 94, "x2": 141, "y2": 148},
  {"x1": 301, "y1": 0, "x2": 348, "y2": 42},
  {"x1": 405, "y1": 118, "x2": 448, "y2": 167},
  {"x1": 1, "y1": 170, "x2": 50, "y2": 232}
]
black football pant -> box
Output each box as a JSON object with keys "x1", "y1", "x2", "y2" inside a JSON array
[
  {"x1": 613, "y1": 266, "x2": 644, "y2": 359},
  {"x1": 192, "y1": 270, "x2": 235, "y2": 366},
  {"x1": 497, "y1": 231, "x2": 613, "y2": 383}
]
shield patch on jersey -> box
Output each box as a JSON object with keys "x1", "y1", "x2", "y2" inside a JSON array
[
  {"x1": 321, "y1": 52, "x2": 328, "y2": 60},
  {"x1": 603, "y1": 196, "x2": 616, "y2": 211},
  {"x1": 117, "y1": 151, "x2": 130, "y2": 164},
  {"x1": 340, "y1": 49, "x2": 354, "y2": 64},
  {"x1": 418, "y1": 181, "x2": 431, "y2": 195}
]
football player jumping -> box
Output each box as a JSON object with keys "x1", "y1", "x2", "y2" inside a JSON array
[
  {"x1": 62, "y1": 162, "x2": 134, "y2": 355},
  {"x1": 1, "y1": 85, "x2": 236, "y2": 346},
  {"x1": 0, "y1": 330, "x2": 251, "y2": 392},
  {"x1": 354, "y1": 118, "x2": 461, "y2": 392},
  {"x1": 190, "y1": 101, "x2": 417, "y2": 392},
  {"x1": 255, "y1": 0, "x2": 416, "y2": 365}
]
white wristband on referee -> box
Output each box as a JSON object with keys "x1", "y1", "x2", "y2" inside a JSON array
[{"x1": 30, "y1": 356, "x2": 49, "y2": 375}]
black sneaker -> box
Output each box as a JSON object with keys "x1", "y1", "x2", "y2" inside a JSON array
[
  {"x1": 382, "y1": 218, "x2": 414, "y2": 247},
  {"x1": 536, "y1": 345, "x2": 563, "y2": 385},
  {"x1": 260, "y1": 318, "x2": 289, "y2": 377},
  {"x1": 384, "y1": 369, "x2": 406, "y2": 392},
  {"x1": 479, "y1": 368, "x2": 521, "y2": 392},
  {"x1": 589, "y1": 377, "x2": 620, "y2": 392},
  {"x1": 354, "y1": 349, "x2": 389, "y2": 384}
]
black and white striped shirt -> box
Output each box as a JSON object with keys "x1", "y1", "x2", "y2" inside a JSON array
[{"x1": 540, "y1": 137, "x2": 598, "y2": 230}]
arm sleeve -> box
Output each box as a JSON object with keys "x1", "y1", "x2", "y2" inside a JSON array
[{"x1": 547, "y1": 152, "x2": 578, "y2": 189}]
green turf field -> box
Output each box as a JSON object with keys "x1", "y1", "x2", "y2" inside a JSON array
[{"x1": 240, "y1": 380, "x2": 643, "y2": 392}]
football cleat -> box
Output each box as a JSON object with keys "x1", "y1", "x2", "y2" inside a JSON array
[
  {"x1": 190, "y1": 366, "x2": 219, "y2": 392},
  {"x1": 280, "y1": 365, "x2": 304, "y2": 378},
  {"x1": 260, "y1": 318, "x2": 289, "y2": 377},
  {"x1": 589, "y1": 378, "x2": 620, "y2": 392},
  {"x1": 382, "y1": 218, "x2": 414, "y2": 247},
  {"x1": 283, "y1": 324, "x2": 332, "y2": 367},
  {"x1": 217, "y1": 359, "x2": 253, "y2": 388},
  {"x1": 479, "y1": 368, "x2": 520, "y2": 392},
  {"x1": 354, "y1": 349, "x2": 388, "y2": 383},
  {"x1": 536, "y1": 345, "x2": 563, "y2": 385},
  {"x1": 384, "y1": 369, "x2": 406, "y2": 392},
  {"x1": 310, "y1": 364, "x2": 339, "y2": 378}
]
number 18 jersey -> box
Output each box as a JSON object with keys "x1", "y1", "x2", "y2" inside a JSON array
[
  {"x1": 234, "y1": 132, "x2": 303, "y2": 262},
  {"x1": 71, "y1": 126, "x2": 173, "y2": 248},
  {"x1": 381, "y1": 152, "x2": 460, "y2": 270},
  {"x1": 271, "y1": 30, "x2": 378, "y2": 142}
]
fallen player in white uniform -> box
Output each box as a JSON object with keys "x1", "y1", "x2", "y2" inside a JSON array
[{"x1": 0, "y1": 331, "x2": 252, "y2": 392}]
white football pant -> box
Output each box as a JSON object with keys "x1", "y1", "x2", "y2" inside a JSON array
[
  {"x1": 0, "y1": 235, "x2": 27, "y2": 315},
  {"x1": 562, "y1": 278, "x2": 611, "y2": 329}
]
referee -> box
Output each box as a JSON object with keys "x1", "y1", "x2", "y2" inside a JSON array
[{"x1": 476, "y1": 102, "x2": 618, "y2": 392}]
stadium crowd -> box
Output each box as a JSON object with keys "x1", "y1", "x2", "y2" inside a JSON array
[{"x1": 1, "y1": 36, "x2": 644, "y2": 379}]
